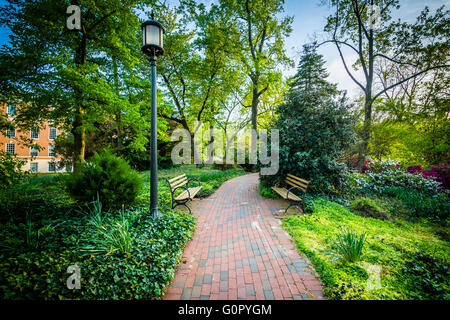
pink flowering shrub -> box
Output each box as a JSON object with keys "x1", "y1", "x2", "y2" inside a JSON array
[
  {"x1": 406, "y1": 164, "x2": 450, "y2": 191},
  {"x1": 358, "y1": 159, "x2": 447, "y2": 193}
]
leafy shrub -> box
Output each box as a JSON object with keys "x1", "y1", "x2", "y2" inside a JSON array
[
  {"x1": 159, "y1": 156, "x2": 174, "y2": 169},
  {"x1": 348, "y1": 170, "x2": 442, "y2": 196},
  {"x1": 401, "y1": 252, "x2": 449, "y2": 300},
  {"x1": 0, "y1": 151, "x2": 27, "y2": 190},
  {"x1": 348, "y1": 164, "x2": 450, "y2": 220},
  {"x1": 0, "y1": 208, "x2": 195, "y2": 300},
  {"x1": 66, "y1": 150, "x2": 143, "y2": 210},
  {"x1": 350, "y1": 197, "x2": 391, "y2": 221},
  {"x1": 389, "y1": 189, "x2": 450, "y2": 220},
  {"x1": 0, "y1": 174, "x2": 73, "y2": 222},
  {"x1": 259, "y1": 182, "x2": 278, "y2": 199},
  {"x1": 362, "y1": 159, "x2": 402, "y2": 173},
  {"x1": 334, "y1": 228, "x2": 366, "y2": 263}
]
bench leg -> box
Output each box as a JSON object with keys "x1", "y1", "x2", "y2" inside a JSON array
[
  {"x1": 286, "y1": 202, "x2": 303, "y2": 214},
  {"x1": 285, "y1": 202, "x2": 295, "y2": 214},
  {"x1": 173, "y1": 201, "x2": 192, "y2": 214}
]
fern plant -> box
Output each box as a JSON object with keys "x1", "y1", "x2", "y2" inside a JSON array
[
  {"x1": 335, "y1": 228, "x2": 366, "y2": 262},
  {"x1": 82, "y1": 200, "x2": 134, "y2": 257}
]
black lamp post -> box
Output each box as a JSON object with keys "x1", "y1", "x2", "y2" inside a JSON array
[{"x1": 141, "y1": 13, "x2": 164, "y2": 218}]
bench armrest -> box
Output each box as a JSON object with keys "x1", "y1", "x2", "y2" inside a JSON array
[
  {"x1": 172, "y1": 185, "x2": 190, "y2": 200},
  {"x1": 286, "y1": 186, "x2": 303, "y2": 200}
]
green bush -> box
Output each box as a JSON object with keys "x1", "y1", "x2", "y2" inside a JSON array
[
  {"x1": 0, "y1": 174, "x2": 73, "y2": 222},
  {"x1": 348, "y1": 171, "x2": 450, "y2": 221},
  {"x1": 66, "y1": 150, "x2": 143, "y2": 210},
  {"x1": 0, "y1": 151, "x2": 27, "y2": 190},
  {"x1": 259, "y1": 182, "x2": 278, "y2": 199},
  {"x1": 0, "y1": 208, "x2": 195, "y2": 300},
  {"x1": 381, "y1": 187, "x2": 450, "y2": 220},
  {"x1": 348, "y1": 170, "x2": 442, "y2": 196},
  {"x1": 398, "y1": 191, "x2": 450, "y2": 221},
  {"x1": 159, "y1": 156, "x2": 174, "y2": 169},
  {"x1": 350, "y1": 197, "x2": 391, "y2": 221}
]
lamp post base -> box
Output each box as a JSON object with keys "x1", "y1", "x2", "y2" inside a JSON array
[{"x1": 151, "y1": 207, "x2": 159, "y2": 219}]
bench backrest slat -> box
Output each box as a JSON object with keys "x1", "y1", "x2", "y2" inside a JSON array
[
  {"x1": 170, "y1": 178, "x2": 188, "y2": 191},
  {"x1": 287, "y1": 173, "x2": 309, "y2": 185},
  {"x1": 285, "y1": 178, "x2": 307, "y2": 192},
  {"x1": 285, "y1": 174, "x2": 309, "y2": 192},
  {"x1": 168, "y1": 174, "x2": 186, "y2": 184},
  {"x1": 168, "y1": 174, "x2": 189, "y2": 191}
]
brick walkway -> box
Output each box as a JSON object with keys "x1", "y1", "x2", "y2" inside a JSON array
[{"x1": 163, "y1": 173, "x2": 325, "y2": 300}]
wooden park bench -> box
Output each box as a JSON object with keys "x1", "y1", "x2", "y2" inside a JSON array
[
  {"x1": 271, "y1": 173, "x2": 310, "y2": 214},
  {"x1": 167, "y1": 174, "x2": 202, "y2": 214}
]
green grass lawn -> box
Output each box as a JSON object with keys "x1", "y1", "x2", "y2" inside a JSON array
[{"x1": 282, "y1": 198, "x2": 450, "y2": 300}]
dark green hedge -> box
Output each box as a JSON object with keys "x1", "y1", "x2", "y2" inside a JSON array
[{"x1": 0, "y1": 209, "x2": 195, "y2": 299}]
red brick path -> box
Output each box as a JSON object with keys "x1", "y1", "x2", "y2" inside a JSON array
[{"x1": 163, "y1": 173, "x2": 325, "y2": 300}]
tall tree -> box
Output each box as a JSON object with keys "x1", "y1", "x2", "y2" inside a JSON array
[
  {"x1": 157, "y1": 1, "x2": 240, "y2": 161},
  {"x1": 0, "y1": 0, "x2": 151, "y2": 170},
  {"x1": 219, "y1": 0, "x2": 293, "y2": 132},
  {"x1": 372, "y1": 53, "x2": 449, "y2": 164},
  {"x1": 320, "y1": 1, "x2": 449, "y2": 168}
]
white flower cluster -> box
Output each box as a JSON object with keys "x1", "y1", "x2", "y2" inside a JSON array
[{"x1": 349, "y1": 169, "x2": 442, "y2": 195}]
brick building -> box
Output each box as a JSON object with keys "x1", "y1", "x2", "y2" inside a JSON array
[{"x1": 1, "y1": 102, "x2": 70, "y2": 173}]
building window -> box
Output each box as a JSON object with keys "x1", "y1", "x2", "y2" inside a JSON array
[
  {"x1": 31, "y1": 127, "x2": 39, "y2": 139},
  {"x1": 66, "y1": 164, "x2": 73, "y2": 173},
  {"x1": 49, "y1": 128, "x2": 57, "y2": 140},
  {"x1": 6, "y1": 143, "x2": 15, "y2": 155},
  {"x1": 30, "y1": 163, "x2": 38, "y2": 173},
  {"x1": 6, "y1": 126, "x2": 16, "y2": 138},
  {"x1": 30, "y1": 146, "x2": 39, "y2": 157},
  {"x1": 48, "y1": 145, "x2": 56, "y2": 157},
  {"x1": 7, "y1": 104, "x2": 17, "y2": 116},
  {"x1": 48, "y1": 162, "x2": 56, "y2": 172}
]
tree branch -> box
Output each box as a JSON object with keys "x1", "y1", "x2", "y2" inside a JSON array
[
  {"x1": 317, "y1": 39, "x2": 359, "y2": 55},
  {"x1": 335, "y1": 40, "x2": 366, "y2": 92},
  {"x1": 374, "y1": 53, "x2": 420, "y2": 68},
  {"x1": 87, "y1": 10, "x2": 117, "y2": 33},
  {"x1": 372, "y1": 64, "x2": 450, "y2": 102}
]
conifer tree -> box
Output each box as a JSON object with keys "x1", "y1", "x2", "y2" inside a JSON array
[{"x1": 261, "y1": 44, "x2": 356, "y2": 193}]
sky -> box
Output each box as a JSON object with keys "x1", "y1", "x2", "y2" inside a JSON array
[{"x1": 0, "y1": 0, "x2": 447, "y2": 99}]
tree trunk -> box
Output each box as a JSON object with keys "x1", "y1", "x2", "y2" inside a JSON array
[
  {"x1": 358, "y1": 94, "x2": 372, "y2": 169},
  {"x1": 112, "y1": 56, "x2": 122, "y2": 151},
  {"x1": 72, "y1": 35, "x2": 87, "y2": 172},
  {"x1": 357, "y1": 28, "x2": 374, "y2": 170},
  {"x1": 72, "y1": 105, "x2": 86, "y2": 172},
  {"x1": 251, "y1": 84, "x2": 258, "y2": 131},
  {"x1": 206, "y1": 125, "x2": 215, "y2": 164},
  {"x1": 250, "y1": 84, "x2": 258, "y2": 164}
]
